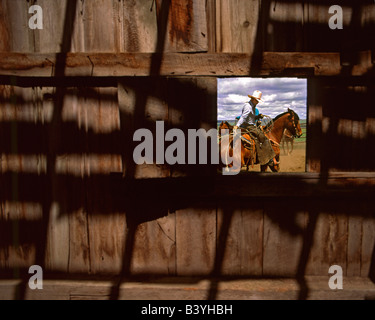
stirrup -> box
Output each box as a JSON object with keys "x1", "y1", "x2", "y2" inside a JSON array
[{"x1": 268, "y1": 158, "x2": 276, "y2": 166}]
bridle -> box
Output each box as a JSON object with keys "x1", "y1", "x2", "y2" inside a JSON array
[{"x1": 288, "y1": 110, "x2": 301, "y2": 138}]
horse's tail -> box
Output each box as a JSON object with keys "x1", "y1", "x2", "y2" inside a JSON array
[
  {"x1": 220, "y1": 132, "x2": 242, "y2": 170},
  {"x1": 219, "y1": 133, "x2": 232, "y2": 168}
]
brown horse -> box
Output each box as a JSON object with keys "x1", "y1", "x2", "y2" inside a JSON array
[
  {"x1": 220, "y1": 108, "x2": 302, "y2": 172},
  {"x1": 281, "y1": 128, "x2": 295, "y2": 155},
  {"x1": 262, "y1": 108, "x2": 302, "y2": 171}
]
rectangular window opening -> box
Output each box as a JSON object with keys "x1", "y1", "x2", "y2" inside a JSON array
[{"x1": 217, "y1": 77, "x2": 307, "y2": 173}]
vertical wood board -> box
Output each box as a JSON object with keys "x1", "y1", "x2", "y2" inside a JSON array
[{"x1": 176, "y1": 206, "x2": 216, "y2": 275}]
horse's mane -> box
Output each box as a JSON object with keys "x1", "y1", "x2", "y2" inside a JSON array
[
  {"x1": 264, "y1": 109, "x2": 299, "y2": 129},
  {"x1": 221, "y1": 121, "x2": 233, "y2": 128}
]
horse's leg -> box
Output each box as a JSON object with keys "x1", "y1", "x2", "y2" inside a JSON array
[
  {"x1": 268, "y1": 154, "x2": 280, "y2": 172},
  {"x1": 266, "y1": 145, "x2": 280, "y2": 172},
  {"x1": 285, "y1": 140, "x2": 289, "y2": 155},
  {"x1": 290, "y1": 139, "x2": 294, "y2": 154},
  {"x1": 260, "y1": 164, "x2": 268, "y2": 172},
  {"x1": 245, "y1": 148, "x2": 251, "y2": 171},
  {"x1": 269, "y1": 165, "x2": 278, "y2": 172}
]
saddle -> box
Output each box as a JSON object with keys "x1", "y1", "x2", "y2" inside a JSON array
[
  {"x1": 238, "y1": 129, "x2": 258, "y2": 167},
  {"x1": 239, "y1": 127, "x2": 277, "y2": 167},
  {"x1": 240, "y1": 134, "x2": 256, "y2": 150}
]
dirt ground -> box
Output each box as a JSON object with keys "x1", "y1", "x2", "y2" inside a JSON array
[
  {"x1": 245, "y1": 141, "x2": 306, "y2": 173},
  {"x1": 277, "y1": 141, "x2": 306, "y2": 172}
]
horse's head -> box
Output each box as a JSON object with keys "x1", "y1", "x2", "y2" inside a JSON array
[
  {"x1": 286, "y1": 108, "x2": 303, "y2": 138},
  {"x1": 218, "y1": 121, "x2": 233, "y2": 137}
]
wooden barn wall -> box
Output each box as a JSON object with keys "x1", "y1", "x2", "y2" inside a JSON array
[
  {"x1": 1, "y1": 0, "x2": 374, "y2": 54},
  {"x1": 1, "y1": 77, "x2": 375, "y2": 278},
  {"x1": 0, "y1": 0, "x2": 375, "y2": 282}
]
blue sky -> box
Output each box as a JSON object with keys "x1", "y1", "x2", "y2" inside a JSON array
[{"x1": 217, "y1": 78, "x2": 307, "y2": 120}]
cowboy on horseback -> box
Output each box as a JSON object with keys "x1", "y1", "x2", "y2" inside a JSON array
[{"x1": 233, "y1": 90, "x2": 276, "y2": 166}]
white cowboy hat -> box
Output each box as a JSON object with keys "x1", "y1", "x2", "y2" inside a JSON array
[{"x1": 248, "y1": 90, "x2": 263, "y2": 102}]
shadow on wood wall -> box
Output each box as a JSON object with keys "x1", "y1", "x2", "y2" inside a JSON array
[{"x1": 0, "y1": 0, "x2": 375, "y2": 300}]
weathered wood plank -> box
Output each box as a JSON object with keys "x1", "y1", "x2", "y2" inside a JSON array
[
  {"x1": 117, "y1": 78, "x2": 170, "y2": 179},
  {"x1": 0, "y1": 51, "x2": 373, "y2": 77},
  {"x1": 1, "y1": 276, "x2": 375, "y2": 300},
  {"x1": 43, "y1": 87, "x2": 72, "y2": 273},
  {"x1": 0, "y1": 217, "x2": 7, "y2": 270},
  {"x1": 303, "y1": 200, "x2": 364, "y2": 278},
  {"x1": 78, "y1": 87, "x2": 123, "y2": 274},
  {"x1": 217, "y1": 205, "x2": 263, "y2": 276},
  {"x1": 83, "y1": 87, "x2": 122, "y2": 175},
  {"x1": 263, "y1": 200, "x2": 307, "y2": 276},
  {"x1": 0, "y1": 86, "x2": 47, "y2": 272},
  {"x1": 117, "y1": 79, "x2": 175, "y2": 275},
  {"x1": 176, "y1": 206, "x2": 216, "y2": 275},
  {"x1": 80, "y1": 0, "x2": 120, "y2": 52},
  {"x1": 35, "y1": 0, "x2": 68, "y2": 53},
  {"x1": 347, "y1": 214, "x2": 363, "y2": 277},
  {"x1": 305, "y1": 203, "x2": 348, "y2": 276},
  {"x1": 336, "y1": 118, "x2": 353, "y2": 171},
  {"x1": 47, "y1": 89, "x2": 87, "y2": 274},
  {"x1": 205, "y1": 0, "x2": 216, "y2": 53},
  {"x1": 1, "y1": 0, "x2": 80, "y2": 53},
  {"x1": 267, "y1": 1, "x2": 305, "y2": 51},
  {"x1": 81, "y1": 85, "x2": 124, "y2": 274},
  {"x1": 306, "y1": 78, "x2": 323, "y2": 173},
  {"x1": 240, "y1": 208, "x2": 263, "y2": 276},
  {"x1": 24, "y1": 0, "x2": 124, "y2": 53},
  {"x1": 0, "y1": 1, "x2": 10, "y2": 52},
  {"x1": 21, "y1": 86, "x2": 67, "y2": 273},
  {"x1": 215, "y1": 207, "x2": 241, "y2": 275},
  {"x1": 122, "y1": 0, "x2": 157, "y2": 52},
  {"x1": 195, "y1": 77, "x2": 217, "y2": 129},
  {"x1": 47, "y1": 86, "x2": 121, "y2": 274},
  {"x1": 167, "y1": 77, "x2": 217, "y2": 177},
  {"x1": 215, "y1": 0, "x2": 259, "y2": 53},
  {"x1": 68, "y1": 209, "x2": 90, "y2": 274},
  {"x1": 361, "y1": 214, "x2": 375, "y2": 277},
  {"x1": 1, "y1": 0, "x2": 33, "y2": 52},
  {"x1": 130, "y1": 213, "x2": 176, "y2": 275},
  {"x1": 87, "y1": 211, "x2": 126, "y2": 274},
  {"x1": 155, "y1": 0, "x2": 208, "y2": 53}
]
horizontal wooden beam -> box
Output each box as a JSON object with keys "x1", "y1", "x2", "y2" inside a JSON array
[
  {"x1": 0, "y1": 51, "x2": 373, "y2": 77},
  {"x1": 112, "y1": 172, "x2": 375, "y2": 199},
  {"x1": 1, "y1": 276, "x2": 375, "y2": 300}
]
